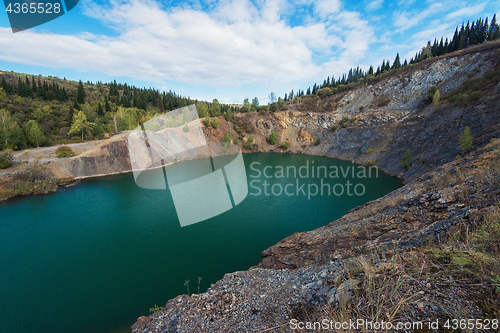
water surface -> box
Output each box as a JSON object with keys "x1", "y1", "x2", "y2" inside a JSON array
[{"x1": 0, "y1": 153, "x2": 401, "y2": 333}]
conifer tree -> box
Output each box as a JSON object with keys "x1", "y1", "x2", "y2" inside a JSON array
[
  {"x1": 392, "y1": 53, "x2": 401, "y2": 69},
  {"x1": 77, "y1": 80, "x2": 85, "y2": 104}
]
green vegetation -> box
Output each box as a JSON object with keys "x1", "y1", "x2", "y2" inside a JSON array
[
  {"x1": 443, "y1": 64, "x2": 500, "y2": 106},
  {"x1": 212, "y1": 117, "x2": 219, "y2": 129},
  {"x1": 223, "y1": 132, "x2": 231, "y2": 143},
  {"x1": 366, "y1": 147, "x2": 373, "y2": 154},
  {"x1": 400, "y1": 149, "x2": 413, "y2": 169},
  {"x1": 331, "y1": 124, "x2": 338, "y2": 131},
  {"x1": 341, "y1": 117, "x2": 348, "y2": 128},
  {"x1": 433, "y1": 89, "x2": 440, "y2": 106},
  {"x1": 233, "y1": 136, "x2": 238, "y2": 144},
  {"x1": 55, "y1": 145, "x2": 75, "y2": 158},
  {"x1": 268, "y1": 130, "x2": 277, "y2": 145},
  {"x1": 149, "y1": 305, "x2": 162, "y2": 314},
  {"x1": 458, "y1": 126, "x2": 473, "y2": 155},
  {"x1": 183, "y1": 124, "x2": 190, "y2": 133},
  {"x1": 204, "y1": 113, "x2": 210, "y2": 127},
  {"x1": 244, "y1": 136, "x2": 254, "y2": 150},
  {"x1": 280, "y1": 141, "x2": 291, "y2": 151},
  {"x1": 315, "y1": 138, "x2": 321, "y2": 146},
  {"x1": 0, "y1": 149, "x2": 13, "y2": 169}
]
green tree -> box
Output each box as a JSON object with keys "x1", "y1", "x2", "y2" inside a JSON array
[
  {"x1": 458, "y1": 126, "x2": 473, "y2": 155},
  {"x1": 204, "y1": 112, "x2": 210, "y2": 127},
  {"x1": 315, "y1": 137, "x2": 321, "y2": 146},
  {"x1": 209, "y1": 99, "x2": 221, "y2": 117},
  {"x1": 27, "y1": 120, "x2": 44, "y2": 148},
  {"x1": 0, "y1": 149, "x2": 13, "y2": 169},
  {"x1": 77, "y1": 80, "x2": 85, "y2": 104},
  {"x1": 268, "y1": 130, "x2": 277, "y2": 145},
  {"x1": 183, "y1": 123, "x2": 190, "y2": 133},
  {"x1": 223, "y1": 131, "x2": 231, "y2": 143},
  {"x1": 251, "y1": 97, "x2": 259, "y2": 111},
  {"x1": 93, "y1": 118, "x2": 104, "y2": 138},
  {"x1": 244, "y1": 135, "x2": 254, "y2": 150},
  {"x1": 433, "y1": 89, "x2": 440, "y2": 107},
  {"x1": 197, "y1": 102, "x2": 208, "y2": 118},
  {"x1": 69, "y1": 111, "x2": 92, "y2": 140},
  {"x1": 97, "y1": 103, "x2": 104, "y2": 116},
  {"x1": 212, "y1": 117, "x2": 219, "y2": 129},
  {"x1": 268, "y1": 92, "x2": 276, "y2": 104},
  {"x1": 392, "y1": 53, "x2": 401, "y2": 69},
  {"x1": 0, "y1": 109, "x2": 23, "y2": 150},
  {"x1": 224, "y1": 109, "x2": 232, "y2": 122},
  {"x1": 400, "y1": 149, "x2": 413, "y2": 169}
]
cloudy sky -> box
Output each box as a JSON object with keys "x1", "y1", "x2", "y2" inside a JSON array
[{"x1": 0, "y1": 0, "x2": 497, "y2": 104}]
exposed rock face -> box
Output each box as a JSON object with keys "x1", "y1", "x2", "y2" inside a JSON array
[{"x1": 131, "y1": 44, "x2": 500, "y2": 333}]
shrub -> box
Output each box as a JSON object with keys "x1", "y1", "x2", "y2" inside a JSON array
[
  {"x1": 317, "y1": 87, "x2": 332, "y2": 98},
  {"x1": 212, "y1": 117, "x2": 219, "y2": 129},
  {"x1": 368, "y1": 160, "x2": 376, "y2": 166},
  {"x1": 233, "y1": 137, "x2": 238, "y2": 144},
  {"x1": 433, "y1": 89, "x2": 440, "y2": 107},
  {"x1": 55, "y1": 145, "x2": 75, "y2": 158},
  {"x1": 351, "y1": 117, "x2": 357, "y2": 122},
  {"x1": 458, "y1": 126, "x2": 473, "y2": 155},
  {"x1": 331, "y1": 125, "x2": 338, "y2": 131},
  {"x1": 244, "y1": 136, "x2": 254, "y2": 150},
  {"x1": 400, "y1": 149, "x2": 413, "y2": 169},
  {"x1": 223, "y1": 131, "x2": 231, "y2": 143},
  {"x1": 428, "y1": 86, "x2": 438, "y2": 101},
  {"x1": 204, "y1": 113, "x2": 210, "y2": 127},
  {"x1": 268, "y1": 130, "x2": 277, "y2": 145},
  {"x1": 0, "y1": 149, "x2": 14, "y2": 169},
  {"x1": 70, "y1": 137, "x2": 84, "y2": 143},
  {"x1": 341, "y1": 117, "x2": 348, "y2": 128},
  {"x1": 366, "y1": 148, "x2": 373, "y2": 154},
  {"x1": 183, "y1": 124, "x2": 190, "y2": 133},
  {"x1": 280, "y1": 141, "x2": 291, "y2": 151},
  {"x1": 315, "y1": 138, "x2": 321, "y2": 146}
]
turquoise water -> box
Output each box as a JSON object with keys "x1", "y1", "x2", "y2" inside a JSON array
[{"x1": 0, "y1": 154, "x2": 401, "y2": 333}]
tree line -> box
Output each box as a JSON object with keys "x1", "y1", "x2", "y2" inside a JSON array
[{"x1": 284, "y1": 15, "x2": 500, "y2": 103}]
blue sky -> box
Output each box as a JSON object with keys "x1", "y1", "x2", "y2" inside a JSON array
[{"x1": 0, "y1": 0, "x2": 498, "y2": 104}]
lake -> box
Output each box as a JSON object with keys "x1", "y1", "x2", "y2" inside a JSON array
[{"x1": 0, "y1": 153, "x2": 401, "y2": 333}]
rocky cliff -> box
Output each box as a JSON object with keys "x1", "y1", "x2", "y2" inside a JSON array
[{"x1": 131, "y1": 42, "x2": 500, "y2": 332}]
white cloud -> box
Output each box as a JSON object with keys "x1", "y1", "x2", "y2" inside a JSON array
[
  {"x1": 393, "y1": 1, "x2": 446, "y2": 32},
  {"x1": 366, "y1": 0, "x2": 384, "y2": 11},
  {"x1": 313, "y1": 0, "x2": 342, "y2": 19},
  {"x1": 446, "y1": 2, "x2": 487, "y2": 20},
  {"x1": 0, "y1": 0, "x2": 375, "y2": 90}
]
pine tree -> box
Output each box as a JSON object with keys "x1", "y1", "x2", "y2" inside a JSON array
[
  {"x1": 97, "y1": 103, "x2": 104, "y2": 116},
  {"x1": 73, "y1": 97, "x2": 80, "y2": 111},
  {"x1": 77, "y1": 80, "x2": 85, "y2": 104},
  {"x1": 368, "y1": 65, "x2": 374, "y2": 75},
  {"x1": 268, "y1": 130, "x2": 277, "y2": 145},
  {"x1": 489, "y1": 14, "x2": 500, "y2": 41},
  {"x1": 392, "y1": 53, "x2": 401, "y2": 69}
]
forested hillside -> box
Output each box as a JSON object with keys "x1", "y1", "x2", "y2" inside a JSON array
[{"x1": 0, "y1": 74, "x2": 237, "y2": 151}]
